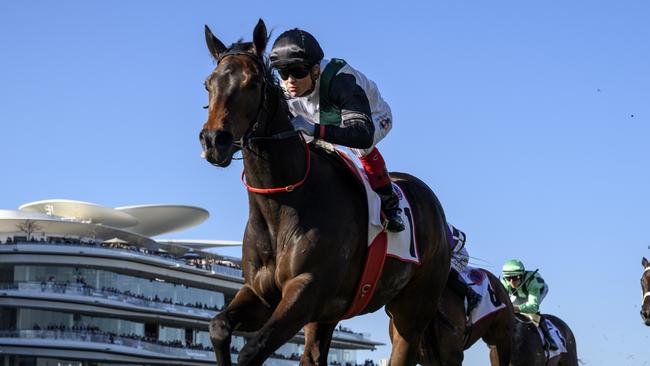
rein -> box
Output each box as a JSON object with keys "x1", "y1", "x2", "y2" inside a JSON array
[{"x1": 216, "y1": 51, "x2": 311, "y2": 194}]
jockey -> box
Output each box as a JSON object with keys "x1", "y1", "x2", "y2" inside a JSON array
[
  {"x1": 449, "y1": 223, "x2": 469, "y2": 273},
  {"x1": 447, "y1": 224, "x2": 481, "y2": 313},
  {"x1": 269, "y1": 28, "x2": 405, "y2": 232},
  {"x1": 501, "y1": 259, "x2": 558, "y2": 351}
]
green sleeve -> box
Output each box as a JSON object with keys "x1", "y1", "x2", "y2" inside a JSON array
[{"x1": 518, "y1": 274, "x2": 544, "y2": 313}]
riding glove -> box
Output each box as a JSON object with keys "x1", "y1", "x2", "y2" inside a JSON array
[{"x1": 291, "y1": 115, "x2": 316, "y2": 136}]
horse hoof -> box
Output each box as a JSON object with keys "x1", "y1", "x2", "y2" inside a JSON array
[{"x1": 209, "y1": 317, "x2": 231, "y2": 342}]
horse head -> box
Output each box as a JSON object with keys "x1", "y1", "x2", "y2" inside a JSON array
[
  {"x1": 641, "y1": 257, "x2": 650, "y2": 325},
  {"x1": 200, "y1": 19, "x2": 272, "y2": 167}
]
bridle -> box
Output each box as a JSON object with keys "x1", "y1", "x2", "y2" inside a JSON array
[
  {"x1": 212, "y1": 51, "x2": 311, "y2": 194},
  {"x1": 215, "y1": 51, "x2": 277, "y2": 149},
  {"x1": 641, "y1": 267, "x2": 650, "y2": 306}
]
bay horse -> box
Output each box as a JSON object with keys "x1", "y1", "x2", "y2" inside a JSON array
[
  {"x1": 641, "y1": 257, "x2": 650, "y2": 325},
  {"x1": 389, "y1": 268, "x2": 515, "y2": 365},
  {"x1": 199, "y1": 19, "x2": 450, "y2": 366},
  {"x1": 508, "y1": 313, "x2": 578, "y2": 366}
]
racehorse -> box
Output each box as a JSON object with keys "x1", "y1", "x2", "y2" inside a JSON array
[
  {"x1": 389, "y1": 268, "x2": 515, "y2": 365},
  {"x1": 641, "y1": 257, "x2": 650, "y2": 325},
  {"x1": 507, "y1": 313, "x2": 578, "y2": 366},
  {"x1": 199, "y1": 19, "x2": 450, "y2": 366}
]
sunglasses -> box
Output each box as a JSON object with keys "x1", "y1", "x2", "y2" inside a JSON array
[
  {"x1": 504, "y1": 276, "x2": 522, "y2": 281},
  {"x1": 277, "y1": 64, "x2": 312, "y2": 80}
]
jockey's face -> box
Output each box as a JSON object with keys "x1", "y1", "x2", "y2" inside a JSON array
[
  {"x1": 506, "y1": 276, "x2": 523, "y2": 289},
  {"x1": 278, "y1": 63, "x2": 320, "y2": 97}
]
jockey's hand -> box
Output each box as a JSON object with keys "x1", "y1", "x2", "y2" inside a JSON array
[{"x1": 291, "y1": 116, "x2": 316, "y2": 136}]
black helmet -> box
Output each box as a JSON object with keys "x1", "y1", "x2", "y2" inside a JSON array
[{"x1": 270, "y1": 28, "x2": 324, "y2": 68}]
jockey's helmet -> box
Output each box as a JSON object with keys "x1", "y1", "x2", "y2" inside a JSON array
[
  {"x1": 502, "y1": 259, "x2": 526, "y2": 277},
  {"x1": 270, "y1": 28, "x2": 324, "y2": 68}
]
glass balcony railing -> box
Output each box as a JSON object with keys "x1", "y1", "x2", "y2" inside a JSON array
[
  {"x1": 1, "y1": 242, "x2": 243, "y2": 279},
  {"x1": 0, "y1": 329, "x2": 213, "y2": 359},
  {"x1": 0, "y1": 330, "x2": 300, "y2": 365},
  {"x1": 0, "y1": 282, "x2": 376, "y2": 348},
  {"x1": 0, "y1": 282, "x2": 219, "y2": 317}
]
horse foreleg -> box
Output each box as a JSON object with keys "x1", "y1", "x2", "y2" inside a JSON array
[
  {"x1": 492, "y1": 334, "x2": 513, "y2": 366},
  {"x1": 482, "y1": 311, "x2": 514, "y2": 366},
  {"x1": 237, "y1": 273, "x2": 318, "y2": 366},
  {"x1": 386, "y1": 264, "x2": 447, "y2": 365},
  {"x1": 489, "y1": 346, "x2": 500, "y2": 366},
  {"x1": 210, "y1": 284, "x2": 273, "y2": 366},
  {"x1": 387, "y1": 319, "x2": 420, "y2": 366},
  {"x1": 301, "y1": 321, "x2": 337, "y2": 366}
]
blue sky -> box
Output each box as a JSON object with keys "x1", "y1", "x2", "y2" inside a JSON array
[{"x1": 1, "y1": 1, "x2": 649, "y2": 364}]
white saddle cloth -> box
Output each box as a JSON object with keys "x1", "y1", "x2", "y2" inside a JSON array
[
  {"x1": 538, "y1": 318, "x2": 568, "y2": 359},
  {"x1": 342, "y1": 151, "x2": 418, "y2": 263},
  {"x1": 459, "y1": 267, "x2": 506, "y2": 325}
]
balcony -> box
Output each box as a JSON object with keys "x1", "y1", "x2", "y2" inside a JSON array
[
  {"x1": 0, "y1": 243, "x2": 243, "y2": 291},
  {"x1": 0, "y1": 330, "x2": 300, "y2": 366},
  {"x1": 0, "y1": 282, "x2": 219, "y2": 319}
]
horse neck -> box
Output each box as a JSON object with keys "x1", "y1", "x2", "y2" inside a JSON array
[{"x1": 243, "y1": 98, "x2": 309, "y2": 209}]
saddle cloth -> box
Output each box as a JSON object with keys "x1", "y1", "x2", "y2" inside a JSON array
[
  {"x1": 335, "y1": 150, "x2": 420, "y2": 264},
  {"x1": 538, "y1": 318, "x2": 568, "y2": 359},
  {"x1": 333, "y1": 147, "x2": 419, "y2": 319},
  {"x1": 459, "y1": 267, "x2": 506, "y2": 325}
]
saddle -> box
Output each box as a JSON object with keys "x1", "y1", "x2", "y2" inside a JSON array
[
  {"x1": 307, "y1": 142, "x2": 419, "y2": 319},
  {"x1": 514, "y1": 313, "x2": 566, "y2": 357}
]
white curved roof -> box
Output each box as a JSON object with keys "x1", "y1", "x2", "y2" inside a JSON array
[
  {"x1": 0, "y1": 209, "x2": 156, "y2": 246},
  {"x1": 20, "y1": 199, "x2": 139, "y2": 228},
  {"x1": 9, "y1": 200, "x2": 209, "y2": 238},
  {"x1": 115, "y1": 204, "x2": 209, "y2": 237}
]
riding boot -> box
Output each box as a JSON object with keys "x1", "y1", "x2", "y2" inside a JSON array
[
  {"x1": 358, "y1": 147, "x2": 405, "y2": 233},
  {"x1": 539, "y1": 315, "x2": 559, "y2": 351},
  {"x1": 375, "y1": 183, "x2": 406, "y2": 232},
  {"x1": 447, "y1": 269, "x2": 482, "y2": 316}
]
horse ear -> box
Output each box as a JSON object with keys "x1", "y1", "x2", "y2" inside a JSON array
[
  {"x1": 205, "y1": 25, "x2": 227, "y2": 61},
  {"x1": 252, "y1": 18, "x2": 268, "y2": 57},
  {"x1": 643, "y1": 257, "x2": 649, "y2": 268}
]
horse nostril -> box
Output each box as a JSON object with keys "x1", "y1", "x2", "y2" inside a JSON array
[{"x1": 214, "y1": 131, "x2": 234, "y2": 149}]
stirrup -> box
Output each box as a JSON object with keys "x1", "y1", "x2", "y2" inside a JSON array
[
  {"x1": 385, "y1": 211, "x2": 405, "y2": 232},
  {"x1": 547, "y1": 341, "x2": 559, "y2": 351}
]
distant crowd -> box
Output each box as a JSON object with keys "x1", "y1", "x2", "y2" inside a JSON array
[
  {"x1": 30, "y1": 323, "x2": 213, "y2": 351},
  {"x1": 0, "y1": 236, "x2": 243, "y2": 273},
  {"x1": 31, "y1": 275, "x2": 223, "y2": 312},
  {"x1": 19, "y1": 322, "x2": 380, "y2": 366}
]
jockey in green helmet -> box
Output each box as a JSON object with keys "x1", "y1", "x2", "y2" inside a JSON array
[{"x1": 501, "y1": 259, "x2": 558, "y2": 351}]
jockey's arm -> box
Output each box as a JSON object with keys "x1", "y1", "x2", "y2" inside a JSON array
[
  {"x1": 317, "y1": 73, "x2": 375, "y2": 149},
  {"x1": 518, "y1": 282, "x2": 543, "y2": 314}
]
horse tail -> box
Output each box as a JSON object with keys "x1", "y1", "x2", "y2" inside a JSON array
[{"x1": 418, "y1": 310, "x2": 452, "y2": 366}]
